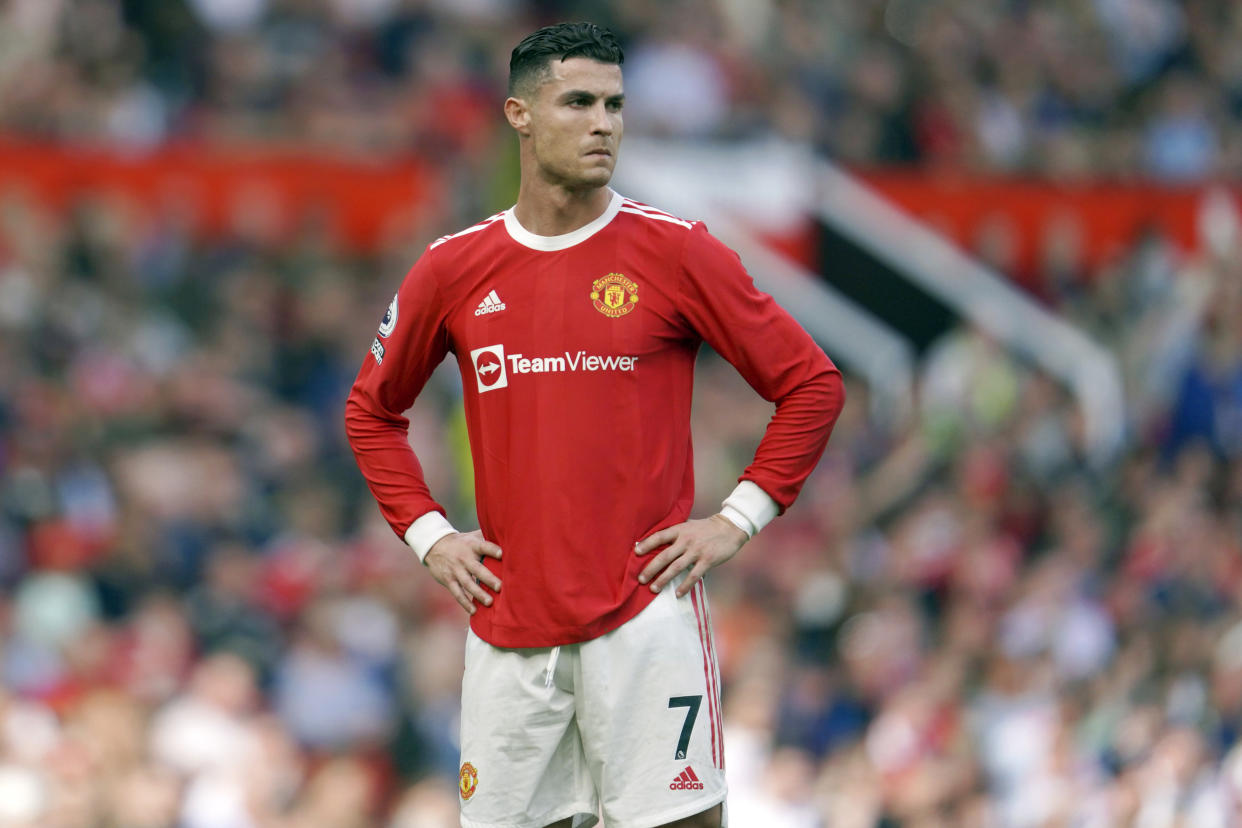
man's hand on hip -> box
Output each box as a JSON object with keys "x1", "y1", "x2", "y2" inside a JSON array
[
  {"x1": 425, "y1": 530, "x2": 502, "y2": 615},
  {"x1": 635, "y1": 514, "x2": 748, "y2": 598}
]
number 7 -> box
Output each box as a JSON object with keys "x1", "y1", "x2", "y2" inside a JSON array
[{"x1": 668, "y1": 695, "x2": 702, "y2": 760}]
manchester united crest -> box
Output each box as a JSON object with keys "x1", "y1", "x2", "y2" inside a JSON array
[
  {"x1": 459, "y1": 762, "x2": 478, "y2": 800},
  {"x1": 590, "y1": 273, "x2": 639, "y2": 318}
]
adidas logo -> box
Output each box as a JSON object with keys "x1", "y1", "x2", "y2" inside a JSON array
[
  {"x1": 474, "y1": 290, "x2": 506, "y2": 316},
  {"x1": 669, "y1": 766, "x2": 704, "y2": 791}
]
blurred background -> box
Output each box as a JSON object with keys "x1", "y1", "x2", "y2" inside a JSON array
[{"x1": 1, "y1": 0, "x2": 1241, "y2": 825}]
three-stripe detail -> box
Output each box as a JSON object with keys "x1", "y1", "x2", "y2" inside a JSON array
[
  {"x1": 620, "y1": 198, "x2": 694, "y2": 229},
  {"x1": 429, "y1": 198, "x2": 693, "y2": 254},
  {"x1": 430, "y1": 212, "x2": 504, "y2": 250},
  {"x1": 690, "y1": 580, "x2": 724, "y2": 769}
]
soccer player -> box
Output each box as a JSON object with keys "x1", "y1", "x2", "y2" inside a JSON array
[{"x1": 345, "y1": 22, "x2": 844, "y2": 828}]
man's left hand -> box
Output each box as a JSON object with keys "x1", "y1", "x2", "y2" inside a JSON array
[{"x1": 635, "y1": 514, "x2": 748, "y2": 598}]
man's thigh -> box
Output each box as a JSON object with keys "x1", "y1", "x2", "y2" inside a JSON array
[
  {"x1": 545, "y1": 804, "x2": 723, "y2": 828},
  {"x1": 544, "y1": 804, "x2": 722, "y2": 828},
  {"x1": 575, "y1": 579, "x2": 728, "y2": 828},
  {"x1": 458, "y1": 632, "x2": 599, "y2": 828}
]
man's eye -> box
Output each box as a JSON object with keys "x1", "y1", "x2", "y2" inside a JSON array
[{"x1": 607, "y1": 101, "x2": 623, "y2": 112}]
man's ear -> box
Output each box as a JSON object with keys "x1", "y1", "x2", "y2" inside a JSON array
[{"x1": 504, "y1": 97, "x2": 531, "y2": 135}]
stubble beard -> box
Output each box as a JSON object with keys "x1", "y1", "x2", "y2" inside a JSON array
[{"x1": 539, "y1": 156, "x2": 615, "y2": 193}]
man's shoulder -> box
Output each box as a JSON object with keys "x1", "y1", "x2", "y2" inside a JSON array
[
  {"x1": 613, "y1": 197, "x2": 730, "y2": 268},
  {"x1": 615, "y1": 196, "x2": 699, "y2": 234},
  {"x1": 425, "y1": 210, "x2": 508, "y2": 255}
]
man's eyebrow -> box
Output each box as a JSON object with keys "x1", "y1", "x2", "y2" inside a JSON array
[{"x1": 557, "y1": 90, "x2": 625, "y2": 102}]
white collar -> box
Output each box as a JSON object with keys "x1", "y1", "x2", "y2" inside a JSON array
[{"x1": 503, "y1": 189, "x2": 623, "y2": 251}]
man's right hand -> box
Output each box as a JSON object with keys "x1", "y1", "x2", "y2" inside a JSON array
[{"x1": 424, "y1": 530, "x2": 502, "y2": 615}]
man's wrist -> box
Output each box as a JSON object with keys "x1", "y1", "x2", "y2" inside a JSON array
[
  {"x1": 711, "y1": 511, "x2": 751, "y2": 541},
  {"x1": 403, "y1": 511, "x2": 458, "y2": 564},
  {"x1": 720, "y1": 481, "x2": 779, "y2": 539}
]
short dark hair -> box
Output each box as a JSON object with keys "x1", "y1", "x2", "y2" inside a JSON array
[{"x1": 508, "y1": 22, "x2": 624, "y2": 98}]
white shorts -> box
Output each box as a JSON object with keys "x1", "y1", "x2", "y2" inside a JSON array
[{"x1": 457, "y1": 577, "x2": 727, "y2": 828}]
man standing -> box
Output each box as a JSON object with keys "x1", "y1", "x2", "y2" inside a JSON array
[{"x1": 345, "y1": 22, "x2": 844, "y2": 828}]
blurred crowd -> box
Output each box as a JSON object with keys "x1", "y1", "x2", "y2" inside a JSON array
[
  {"x1": 2, "y1": 0, "x2": 1242, "y2": 178},
  {"x1": 1, "y1": 0, "x2": 1242, "y2": 827}
]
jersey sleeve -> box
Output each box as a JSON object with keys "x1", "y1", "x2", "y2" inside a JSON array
[
  {"x1": 344, "y1": 248, "x2": 453, "y2": 540},
  {"x1": 677, "y1": 222, "x2": 845, "y2": 511}
]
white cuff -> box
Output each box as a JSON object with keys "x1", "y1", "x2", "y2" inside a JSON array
[
  {"x1": 403, "y1": 511, "x2": 458, "y2": 564},
  {"x1": 720, "y1": 481, "x2": 779, "y2": 538}
]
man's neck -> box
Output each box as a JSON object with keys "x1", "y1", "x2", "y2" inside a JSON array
[{"x1": 512, "y1": 181, "x2": 612, "y2": 237}]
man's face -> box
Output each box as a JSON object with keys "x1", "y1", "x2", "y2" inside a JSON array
[{"x1": 520, "y1": 57, "x2": 624, "y2": 189}]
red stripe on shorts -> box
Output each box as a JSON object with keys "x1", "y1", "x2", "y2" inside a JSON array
[
  {"x1": 698, "y1": 581, "x2": 725, "y2": 768},
  {"x1": 690, "y1": 583, "x2": 720, "y2": 768}
]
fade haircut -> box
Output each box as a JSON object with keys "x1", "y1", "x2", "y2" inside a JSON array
[{"x1": 508, "y1": 22, "x2": 624, "y2": 98}]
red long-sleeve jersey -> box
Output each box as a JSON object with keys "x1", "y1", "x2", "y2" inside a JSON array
[{"x1": 345, "y1": 190, "x2": 844, "y2": 647}]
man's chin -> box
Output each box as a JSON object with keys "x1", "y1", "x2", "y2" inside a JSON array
[
  {"x1": 578, "y1": 167, "x2": 614, "y2": 187},
  {"x1": 545, "y1": 163, "x2": 615, "y2": 191},
  {"x1": 586, "y1": 161, "x2": 616, "y2": 180}
]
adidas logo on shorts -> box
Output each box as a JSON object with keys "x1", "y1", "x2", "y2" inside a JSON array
[
  {"x1": 669, "y1": 766, "x2": 704, "y2": 791},
  {"x1": 475, "y1": 289, "x2": 506, "y2": 316}
]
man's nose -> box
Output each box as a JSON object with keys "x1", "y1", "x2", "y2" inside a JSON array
[{"x1": 591, "y1": 102, "x2": 613, "y2": 134}]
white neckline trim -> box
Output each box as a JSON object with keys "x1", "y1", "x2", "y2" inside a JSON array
[{"x1": 503, "y1": 190, "x2": 623, "y2": 251}]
